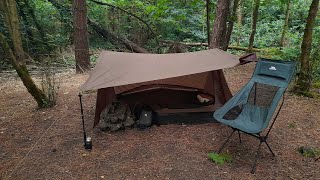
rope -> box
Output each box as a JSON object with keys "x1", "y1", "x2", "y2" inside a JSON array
[{"x1": 7, "y1": 117, "x2": 59, "y2": 179}]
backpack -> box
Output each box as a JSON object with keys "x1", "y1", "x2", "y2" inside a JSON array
[{"x1": 136, "y1": 109, "x2": 153, "y2": 130}]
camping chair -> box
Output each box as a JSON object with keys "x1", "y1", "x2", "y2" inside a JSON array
[{"x1": 213, "y1": 59, "x2": 296, "y2": 173}]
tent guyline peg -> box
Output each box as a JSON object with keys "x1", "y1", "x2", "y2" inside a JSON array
[{"x1": 79, "y1": 93, "x2": 92, "y2": 150}]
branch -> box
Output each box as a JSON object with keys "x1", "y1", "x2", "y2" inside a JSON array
[
  {"x1": 88, "y1": 19, "x2": 149, "y2": 53},
  {"x1": 89, "y1": 0, "x2": 156, "y2": 38},
  {"x1": 47, "y1": 0, "x2": 149, "y2": 53}
]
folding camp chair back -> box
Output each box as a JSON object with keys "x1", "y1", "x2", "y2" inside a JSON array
[{"x1": 213, "y1": 59, "x2": 296, "y2": 173}]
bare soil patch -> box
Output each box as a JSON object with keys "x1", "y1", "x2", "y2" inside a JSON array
[{"x1": 0, "y1": 63, "x2": 319, "y2": 179}]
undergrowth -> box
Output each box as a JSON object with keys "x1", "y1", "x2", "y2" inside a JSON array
[{"x1": 208, "y1": 152, "x2": 233, "y2": 165}]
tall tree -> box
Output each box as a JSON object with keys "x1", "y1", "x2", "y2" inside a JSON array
[
  {"x1": 236, "y1": 0, "x2": 243, "y2": 46},
  {"x1": 206, "y1": 0, "x2": 211, "y2": 46},
  {"x1": 209, "y1": 0, "x2": 233, "y2": 104},
  {"x1": 73, "y1": 0, "x2": 90, "y2": 73},
  {"x1": 210, "y1": 0, "x2": 231, "y2": 50},
  {"x1": 0, "y1": 0, "x2": 48, "y2": 108},
  {"x1": 280, "y1": 0, "x2": 291, "y2": 47},
  {"x1": 248, "y1": 0, "x2": 260, "y2": 52},
  {"x1": 294, "y1": 0, "x2": 319, "y2": 94},
  {"x1": 1, "y1": 0, "x2": 24, "y2": 61},
  {"x1": 225, "y1": 0, "x2": 240, "y2": 48}
]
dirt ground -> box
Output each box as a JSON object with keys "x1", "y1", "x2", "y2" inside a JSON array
[{"x1": 0, "y1": 63, "x2": 319, "y2": 180}]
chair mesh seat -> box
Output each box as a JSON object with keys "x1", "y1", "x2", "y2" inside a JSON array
[{"x1": 223, "y1": 83, "x2": 279, "y2": 121}]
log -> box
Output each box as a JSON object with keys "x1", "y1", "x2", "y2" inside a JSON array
[
  {"x1": 88, "y1": 19, "x2": 149, "y2": 53},
  {"x1": 159, "y1": 40, "x2": 263, "y2": 52}
]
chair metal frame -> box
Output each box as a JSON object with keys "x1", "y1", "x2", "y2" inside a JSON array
[{"x1": 217, "y1": 93, "x2": 285, "y2": 174}]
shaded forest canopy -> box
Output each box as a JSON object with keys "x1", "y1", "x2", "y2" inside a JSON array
[{"x1": 0, "y1": 0, "x2": 319, "y2": 85}]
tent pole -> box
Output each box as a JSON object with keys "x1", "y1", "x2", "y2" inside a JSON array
[{"x1": 78, "y1": 93, "x2": 87, "y2": 146}]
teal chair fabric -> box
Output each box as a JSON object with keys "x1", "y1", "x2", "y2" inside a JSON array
[
  {"x1": 214, "y1": 59, "x2": 296, "y2": 133},
  {"x1": 213, "y1": 58, "x2": 296, "y2": 173}
]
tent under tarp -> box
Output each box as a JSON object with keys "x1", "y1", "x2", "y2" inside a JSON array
[{"x1": 80, "y1": 49, "x2": 241, "y2": 127}]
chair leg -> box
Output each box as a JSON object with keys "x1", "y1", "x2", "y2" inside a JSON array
[
  {"x1": 251, "y1": 141, "x2": 262, "y2": 174},
  {"x1": 218, "y1": 129, "x2": 236, "y2": 153},
  {"x1": 237, "y1": 130, "x2": 242, "y2": 143},
  {"x1": 264, "y1": 141, "x2": 275, "y2": 157}
]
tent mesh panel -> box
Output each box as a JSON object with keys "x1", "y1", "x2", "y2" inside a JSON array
[{"x1": 223, "y1": 83, "x2": 279, "y2": 120}]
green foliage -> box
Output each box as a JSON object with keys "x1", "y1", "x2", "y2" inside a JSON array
[
  {"x1": 288, "y1": 122, "x2": 296, "y2": 128},
  {"x1": 0, "y1": 0, "x2": 319, "y2": 81},
  {"x1": 208, "y1": 152, "x2": 233, "y2": 165},
  {"x1": 298, "y1": 146, "x2": 320, "y2": 158}
]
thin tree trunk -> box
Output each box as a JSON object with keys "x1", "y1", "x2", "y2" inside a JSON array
[
  {"x1": 248, "y1": 0, "x2": 260, "y2": 52},
  {"x1": 46, "y1": 0, "x2": 73, "y2": 44},
  {"x1": 0, "y1": 33, "x2": 48, "y2": 107},
  {"x1": 209, "y1": 0, "x2": 231, "y2": 50},
  {"x1": 1, "y1": 0, "x2": 25, "y2": 63},
  {"x1": 225, "y1": 0, "x2": 240, "y2": 49},
  {"x1": 206, "y1": 0, "x2": 211, "y2": 46},
  {"x1": 280, "y1": 0, "x2": 291, "y2": 47},
  {"x1": 236, "y1": 0, "x2": 242, "y2": 46},
  {"x1": 0, "y1": 0, "x2": 48, "y2": 108},
  {"x1": 17, "y1": 1, "x2": 36, "y2": 49},
  {"x1": 22, "y1": 0, "x2": 50, "y2": 50},
  {"x1": 73, "y1": 0, "x2": 91, "y2": 73},
  {"x1": 295, "y1": 0, "x2": 319, "y2": 93}
]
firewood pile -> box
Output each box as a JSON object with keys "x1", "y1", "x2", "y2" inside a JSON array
[{"x1": 99, "y1": 101, "x2": 135, "y2": 131}]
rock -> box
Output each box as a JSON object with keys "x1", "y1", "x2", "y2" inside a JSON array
[
  {"x1": 99, "y1": 101, "x2": 136, "y2": 132},
  {"x1": 108, "y1": 123, "x2": 123, "y2": 132},
  {"x1": 123, "y1": 116, "x2": 135, "y2": 127}
]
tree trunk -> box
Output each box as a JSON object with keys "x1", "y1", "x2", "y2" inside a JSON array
[
  {"x1": 295, "y1": 0, "x2": 319, "y2": 94},
  {"x1": 209, "y1": 0, "x2": 233, "y2": 104},
  {"x1": 209, "y1": 0, "x2": 231, "y2": 50},
  {"x1": 17, "y1": 0, "x2": 36, "y2": 50},
  {"x1": 1, "y1": 34, "x2": 48, "y2": 107},
  {"x1": 47, "y1": 0, "x2": 148, "y2": 53},
  {"x1": 206, "y1": 0, "x2": 211, "y2": 46},
  {"x1": 0, "y1": 0, "x2": 25, "y2": 64},
  {"x1": 280, "y1": 0, "x2": 291, "y2": 47},
  {"x1": 22, "y1": 0, "x2": 50, "y2": 50},
  {"x1": 0, "y1": 0, "x2": 49, "y2": 109},
  {"x1": 225, "y1": 0, "x2": 240, "y2": 49},
  {"x1": 236, "y1": 0, "x2": 242, "y2": 46},
  {"x1": 73, "y1": 0, "x2": 91, "y2": 73},
  {"x1": 248, "y1": 0, "x2": 260, "y2": 52}
]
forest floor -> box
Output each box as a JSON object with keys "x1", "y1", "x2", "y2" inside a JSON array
[{"x1": 0, "y1": 63, "x2": 319, "y2": 180}]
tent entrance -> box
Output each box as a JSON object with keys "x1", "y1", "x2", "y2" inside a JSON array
[{"x1": 118, "y1": 84, "x2": 214, "y2": 110}]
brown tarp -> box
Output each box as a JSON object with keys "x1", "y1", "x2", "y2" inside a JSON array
[{"x1": 80, "y1": 49, "x2": 239, "y2": 127}]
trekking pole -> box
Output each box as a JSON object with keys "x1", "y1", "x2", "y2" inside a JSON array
[{"x1": 79, "y1": 93, "x2": 92, "y2": 150}]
